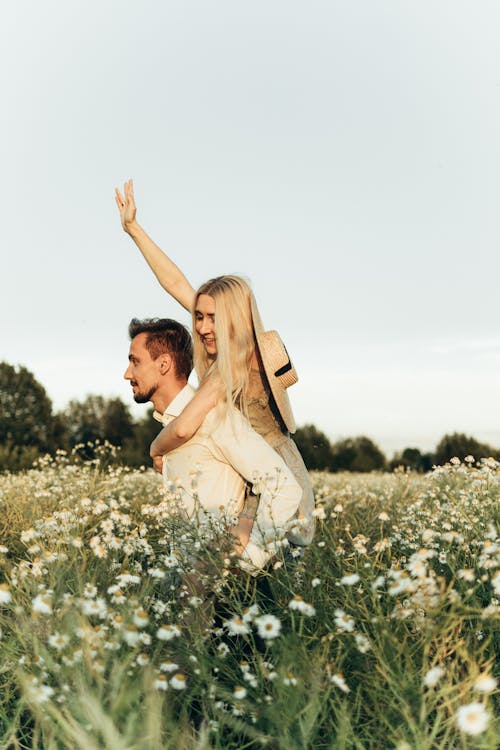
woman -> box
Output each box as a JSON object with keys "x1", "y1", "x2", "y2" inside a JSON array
[{"x1": 115, "y1": 179, "x2": 315, "y2": 547}]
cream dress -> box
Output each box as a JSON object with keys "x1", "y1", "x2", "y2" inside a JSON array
[{"x1": 245, "y1": 369, "x2": 315, "y2": 546}]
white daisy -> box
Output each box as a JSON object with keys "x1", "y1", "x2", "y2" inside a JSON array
[
  {"x1": 334, "y1": 609, "x2": 355, "y2": 633},
  {"x1": 491, "y1": 571, "x2": 500, "y2": 597},
  {"x1": 242, "y1": 604, "x2": 260, "y2": 623},
  {"x1": 148, "y1": 567, "x2": 166, "y2": 579},
  {"x1": 29, "y1": 683, "x2": 55, "y2": 704},
  {"x1": 83, "y1": 584, "x2": 97, "y2": 599},
  {"x1": 312, "y1": 505, "x2": 326, "y2": 520},
  {"x1": 456, "y1": 703, "x2": 489, "y2": 736},
  {"x1": 154, "y1": 675, "x2": 169, "y2": 690},
  {"x1": 340, "y1": 573, "x2": 360, "y2": 586},
  {"x1": 331, "y1": 674, "x2": 350, "y2": 693},
  {"x1": 123, "y1": 626, "x2": 140, "y2": 647},
  {"x1": 32, "y1": 593, "x2": 53, "y2": 615},
  {"x1": 255, "y1": 614, "x2": 282, "y2": 640},
  {"x1": 473, "y1": 674, "x2": 498, "y2": 694},
  {"x1": 21, "y1": 529, "x2": 37, "y2": 543},
  {"x1": 288, "y1": 596, "x2": 316, "y2": 617},
  {"x1": 80, "y1": 598, "x2": 107, "y2": 619},
  {"x1": 48, "y1": 633, "x2": 69, "y2": 652},
  {"x1": 158, "y1": 661, "x2": 177, "y2": 674},
  {"x1": 0, "y1": 583, "x2": 12, "y2": 605},
  {"x1": 109, "y1": 588, "x2": 126, "y2": 605},
  {"x1": 156, "y1": 624, "x2": 181, "y2": 641},
  {"x1": 170, "y1": 672, "x2": 187, "y2": 690},
  {"x1": 423, "y1": 666, "x2": 446, "y2": 688},
  {"x1": 224, "y1": 616, "x2": 250, "y2": 636},
  {"x1": 217, "y1": 642, "x2": 230, "y2": 657},
  {"x1": 133, "y1": 609, "x2": 149, "y2": 629},
  {"x1": 354, "y1": 633, "x2": 371, "y2": 653}
]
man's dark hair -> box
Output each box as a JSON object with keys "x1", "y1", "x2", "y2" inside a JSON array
[{"x1": 128, "y1": 318, "x2": 193, "y2": 380}]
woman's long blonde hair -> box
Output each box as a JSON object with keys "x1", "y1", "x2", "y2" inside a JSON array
[{"x1": 192, "y1": 275, "x2": 256, "y2": 416}]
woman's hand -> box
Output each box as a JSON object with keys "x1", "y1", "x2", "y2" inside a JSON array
[
  {"x1": 150, "y1": 433, "x2": 166, "y2": 473},
  {"x1": 152, "y1": 455, "x2": 164, "y2": 474},
  {"x1": 113, "y1": 179, "x2": 196, "y2": 310},
  {"x1": 149, "y1": 379, "x2": 219, "y2": 463},
  {"x1": 115, "y1": 178, "x2": 137, "y2": 233}
]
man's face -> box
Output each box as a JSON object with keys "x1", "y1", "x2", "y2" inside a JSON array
[{"x1": 124, "y1": 333, "x2": 161, "y2": 404}]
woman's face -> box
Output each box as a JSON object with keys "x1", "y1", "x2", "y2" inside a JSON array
[{"x1": 194, "y1": 294, "x2": 217, "y2": 358}]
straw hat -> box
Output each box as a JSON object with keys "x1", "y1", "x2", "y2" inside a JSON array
[{"x1": 250, "y1": 294, "x2": 298, "y2": 434}]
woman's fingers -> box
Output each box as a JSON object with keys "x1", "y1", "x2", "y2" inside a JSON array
[
  {"x1": 115, "y1": 187, "x2": 125, "y2": 206},
  {"x1": 125, "y1": 179, "x2": 135, "y2": 205},
  {"x1": 115, "y1": 181, "x2": 135, "y2": 228},
  {"x1": 115, "y1": 180, "x2": 134, "y2": 203},
  {"x1": 125, "y1": 180, "x2": 137, "y2": 214}
]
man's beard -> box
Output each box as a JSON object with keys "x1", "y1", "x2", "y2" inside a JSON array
[{"x1": 133, "y1": 385, "x2": 157, "y2": 404}]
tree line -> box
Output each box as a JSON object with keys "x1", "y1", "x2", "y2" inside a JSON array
[
  {"x1": 0, "y1": 362, "x2": 157, "y2": 471},
  {"x1": 1, "y1": 362, "x2": 498, "y2": 472},
  {"x1": 294, "y1": 424, "x2": 500, "y2": 473}
]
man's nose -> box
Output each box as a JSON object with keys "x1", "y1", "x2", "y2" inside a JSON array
[{"x1": 124, "y1": 364, "x2": 132, "y2": 380}]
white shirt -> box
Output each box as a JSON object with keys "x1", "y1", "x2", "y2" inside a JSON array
[{"x1": 154, "y1": 384, "x2": 302, "y2": 572}]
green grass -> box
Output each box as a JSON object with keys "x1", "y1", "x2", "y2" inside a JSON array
[{"x1": 0, "y1": 448, "x2": 498, "y2": 748}]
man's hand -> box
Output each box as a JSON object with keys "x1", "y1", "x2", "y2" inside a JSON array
[
  {"x1": 229, "y1": 516, "x2": 254, "y2": 555},
  {"x1": 115, "y1": 178, "x2": 137, "y2": 233}
]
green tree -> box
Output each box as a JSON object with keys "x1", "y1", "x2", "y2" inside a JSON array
[
  {"x1": 294, "y1": 424, "x2": 335, "y2": 470},
  {"x1": 61, "y1": 395, "x2": 135, "y2": 451},
  {"x1": 331, "y1": 436, "x2": 386, "y2": 472},
  {"x1": 0, "y1": 362, "x2": 59, "y2": 453},
  {"x1": 122, "y1": 408, "x2": 162, "y2": 468},
  {"x1": 434, "y1": 432, "x2": 499, "y2": 466},
  {"x1": 389, "y1": 447, "x2": 434, "y2": 473}
]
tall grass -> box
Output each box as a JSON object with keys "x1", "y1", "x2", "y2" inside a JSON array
[{"x1": 0, "y1": 448, "x2": 498, "y2": 748}]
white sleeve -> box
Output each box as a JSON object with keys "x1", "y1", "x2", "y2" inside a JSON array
[{"x1": 211, "y1": 410, "x2": 301, "y2": 541}]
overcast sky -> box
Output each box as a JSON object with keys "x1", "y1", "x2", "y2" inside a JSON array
[{"x1": 1, "y1": 0, "x2": 499, "y2": 455}]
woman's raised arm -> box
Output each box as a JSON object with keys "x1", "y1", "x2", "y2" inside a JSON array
[{"x1": 115, "y1": 179, "x2": 196, "y2": 312}]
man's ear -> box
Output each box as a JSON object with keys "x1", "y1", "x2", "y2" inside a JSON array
[{"x1": 159, "y1": 354, "x2": 172, "y2": 375}]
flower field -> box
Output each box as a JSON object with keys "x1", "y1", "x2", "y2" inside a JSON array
[{"x1": 0, "y1": 448, "x2": 498, "y2": 749}]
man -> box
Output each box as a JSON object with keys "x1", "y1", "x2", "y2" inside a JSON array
[{"x1": 124, "y1": 317, "x2": 302, "y2": 572}]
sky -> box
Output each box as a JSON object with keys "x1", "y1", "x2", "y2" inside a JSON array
[{"x1": 1, "y1": 0, "x2": 499, "y2": 456}]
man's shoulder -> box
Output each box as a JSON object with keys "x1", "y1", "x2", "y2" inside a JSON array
[
  {"x1": 203, "y1": 406, "x2": 259, "y2": 444},
  {"x1": 172, "y1": 383, "x2": 196, "y2": 407},
  {"x1": 166, "y1": 384, "x2": 196, "y2": 416},
  {"x1": 153, "y1": 384, "x2": 196, "y2": 426}
]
